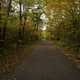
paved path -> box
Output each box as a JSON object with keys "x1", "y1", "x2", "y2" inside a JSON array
[{"x1": 16, "y1": 41, "x2": 80, "y2": 80}]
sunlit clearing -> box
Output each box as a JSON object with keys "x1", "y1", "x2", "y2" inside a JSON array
[
  {"x1": 42, "y1": 26, "x2": 47, "y2": 31},
  {"x1": 40, "y1": 13, "x2": 46, "y2": 20}
]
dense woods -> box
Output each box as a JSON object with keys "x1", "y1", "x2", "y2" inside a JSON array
[
  {"x1": 0, "y1": 0, "x2": 80, "y2": 54},
  {"x1": 0, "y1": 0, "x2": 43, "y2": 47},
  {"x1": 44, "y1": 0, "x2": 80, "y2": 54}
]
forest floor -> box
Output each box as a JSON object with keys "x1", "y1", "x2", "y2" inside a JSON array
[
  {"x1": 53, "y1": 41, "x2": 80, "y2": 69},
  {"x1": 0, "y1": 40, "x2": 80, "y2": 80},
  {"x1": 0, "y1": 43, "x2": 33, "y2": 79}
]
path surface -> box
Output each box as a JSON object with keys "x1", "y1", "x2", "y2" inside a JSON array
[{"x1": 16, "y1": 41, "x2": 80, "y2": 80}]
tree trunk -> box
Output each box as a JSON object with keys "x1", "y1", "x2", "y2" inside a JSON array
[
  {"x1": 3, "y1": 0, "x2": 12, "y2": 41},
  {"x1": 18, "y1": 0, "x2": 22, "y2": 41}
]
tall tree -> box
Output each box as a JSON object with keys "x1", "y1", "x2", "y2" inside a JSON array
[{"x1": 3, "y1": 0, "x2": 12, "y2": 40}]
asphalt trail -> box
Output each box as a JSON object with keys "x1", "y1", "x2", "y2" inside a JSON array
[{"x1": 16, "y1": 41, "x2": 80, "y2": 80}]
